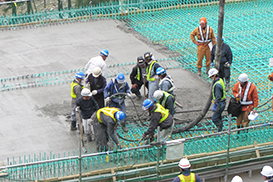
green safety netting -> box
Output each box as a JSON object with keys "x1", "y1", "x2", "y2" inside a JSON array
[{"x1": 1, "y1": 0, "x2": 273, "y2": 181}]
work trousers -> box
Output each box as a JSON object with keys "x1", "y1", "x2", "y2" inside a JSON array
[
  {"x1": 212, "y1": 101, "x2": 226, "y2": 132},
  {"x1": 148, "y1": 80, "x2": 159, "y2": 100},
  {"x1": 236, "y1": 110, "x2": 250, "y2": 128},
  {"x1": 92, "y1": 114, "x2": 110, "y2": 152},
  {"x1": 219, "y1": 65, "x2": 231, "y2": 81},
  {"x1": 109, "y1": 101, "x2": 126, "y2": 113},
  {"x1": 94, "y1": 94, "x2": 105, "y2": 108},
  {"x1": 131, "y1": 82, "x2": 148, "y2": 96},
  {"x1": 82, "y1": 118, "x2": 92, "y2": 134},
  {"x1": 158, "y1": 120, "x2": 175, "y2": 142},
  {"x1": 197, "y1": 45, "x2": 211, "y2": 68}
]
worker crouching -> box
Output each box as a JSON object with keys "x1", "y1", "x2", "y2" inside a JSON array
[
  {"x1": 172, "y1": 158, "x2": 202, "y2": 182},
  {"x1": 208, "y1": 68, "x2": 226, "y2": 132},
  {"x1": 142, "y1": 99, "x2": 174, "y2": 142},
  {"x1": 91, "y1": 107, "x2": 125, "y2": 152}
]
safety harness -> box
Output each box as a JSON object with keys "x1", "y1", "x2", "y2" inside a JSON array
[
  {"x1": 161, "y1": 91, "x2": 175, "y2": 107},
  {"x1": 197, "y1": 25, "x2": 211, "y2": 43},
  {"x1": 177, "y1": 173, "x2": 195, "y2": 182},
  {"x1": 146, "y1": 60, "x2": 157, "y2": 81},
  {"x1": 159, "y1": 75, "x2": 176, "y2": 93},
  {"x1": 154, "y1": 103, "x2": 169, "y2": 123},
  {"x1": 71, "y1": 81, "x2": 84, "y2": 98},
  {"x1": 239, "y1": 82, "x2": 253, "y2": 105},
  {"x1": 96, "y1": 107, "x2": 119, "y2": 123},
  {"x1": 212, "y1": 78, "x2": 226, "y2": 101}
]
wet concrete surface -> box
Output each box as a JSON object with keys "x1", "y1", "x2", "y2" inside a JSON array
[{"x1": 0, "y1": 19, "x2": 211, "y2": 165}]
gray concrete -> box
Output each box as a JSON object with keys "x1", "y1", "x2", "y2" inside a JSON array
[{"x1": 0, "y1": 19, "x2": 211, "y2": 165}]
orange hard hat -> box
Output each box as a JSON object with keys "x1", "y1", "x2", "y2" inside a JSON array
[{"x1": 199, "y1": 17, "x2": 207, "y2": 24}]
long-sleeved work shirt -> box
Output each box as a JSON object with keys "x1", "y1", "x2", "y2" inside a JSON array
[
  {"x1": 76, "y1": 96, "x2": 99, "y2": 119},
  {"x1": 85, "y1": 55, "x2": 107, "y2": 78},
  {"x1": 211, "y1": 42, "x2": 233, "y2": 65}
]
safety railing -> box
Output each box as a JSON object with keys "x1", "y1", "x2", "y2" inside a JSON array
[{"x1": 0, "y1": 120, "x2": 272, "y2": 181}]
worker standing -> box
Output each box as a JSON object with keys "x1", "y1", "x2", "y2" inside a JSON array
[
  {"x1": 144, "y1": 52, "x2": 161, "y2": 100},
  {"x1": 172, "y1": 158, "x2": 202, "y2": 182},
  {"x1": 190, "y1": 17, "x2": 216, "y2": 76},
  {"x1": 211, "y1": 37, "x2": 233, "y2": 91},
  {"x1": 76, "y1": 88, "x2": 99, "y2": 141},
  {"x1": 142, "y1": 99, "x2": 174, "y2": 142},
  {"x1": 70, "y1": 71, "x2": 85, "y2": 131},
  {"x1": 104, "y1": 73, "x2": 131, "y2": 132},
  {"x1": 156, "y1": 67, "x2": 176, "y2": 95},
  {"x1": 230, "y1": 175, "x2": 243, "y2": 182},
  {"x1": 130, "y1": 56, "x2": 148, "y2": 99},
  {"x1": 86, "y1": 67, "x2": 107, "y2": 108},
  {"x1": 232, "y1": 73, "x2": 259, "y2": 132},
  {"x1": 91, "y1": 107, "x2": 125, "y2": 152},
  {"x1": 153, "y1": 90, "x2": 176, "y2": 116},
  {"x1": 261, "y1": 165, "x2": 273, "y2": 182},
  {"x1": 85, "y1": 49, "x2": 109, "y2": 78},
  {"x1": 208, "y1": 68, "x2": 226, "y2": 132}
]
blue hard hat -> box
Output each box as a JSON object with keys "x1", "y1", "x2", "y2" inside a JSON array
[
  {"x1": 115, "y1": 111, "x2": 126, "y2": 122},
  {"x1": 156, "y1": 67, "x2": 166, "y2": 75},
  {"x1": 142, "y1": 99, "x2": 154, "y2": 110},
  {"x1": 116, "y1": 73, "x2": 125, "y2": 83},
  {"x1": 100, "y1": 49, "x2": 109, "y2": 57},
  {"x1": 75, "y1": 71, "x2": 85, "y2": 79}
]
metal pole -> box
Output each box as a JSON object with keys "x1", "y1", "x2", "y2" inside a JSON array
[
  {"x1": 156, "y1": 126, "x2": 160, "y2": 177},
  {"x1": 214, "y1": 0, "x2": 225, "y2": 70},
  {"x1": 79, "y1": 137, "x2": 82, "y2": 182},
  {"x1": 225, "y1": 114, "x2": 232, "y2": 182}
]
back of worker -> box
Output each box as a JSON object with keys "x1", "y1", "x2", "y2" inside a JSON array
[
  {"x1": 91, "y1": 107, "x2": 124, "y2": 151},
  {"x1": 173, "y1": 158, "x2": 202, "y2": 182}
]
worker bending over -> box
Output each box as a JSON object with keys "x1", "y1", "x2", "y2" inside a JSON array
[
  {"x1": 153, "y1": 90, "x2": 176, "y2": 116},
  {"x1": 172, "y1": 158, "x2": 202, "y2": 182},
  {"x1": 130, "y1": 56, "x2": 148, "y2": 99},
  {"x1": 144, "y1": 52, "x2": 161, "y2": 100},
  {"x1": 91, "y1": 107, "x2": 125, "y2": 152},
  {"x1": 156, "y1": 67, "x2": 176, "y2": 95},
  {"x1": 208, "y1": 68, "x2": 226, "y2": 132},
  {"x1": 142, "y1": 99, "x2": 174, "y2": 142}
]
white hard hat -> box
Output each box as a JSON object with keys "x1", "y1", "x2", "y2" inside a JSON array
[
  {"x1": 208, "y1": 68, "x2": 219, "y2": 78},
  {"x1": 261, "y1": 166, "x2": 273, "y2": 177},
  {"x1": 92, "y1": 67, "x2": 102, "y2": 78},
  {"x1": 231, "y1": 175, "x2": 243, "y2": 182},
  {"x1": 178, "y1": 158, "x2": 191, "y2": 169},
  {"x1": 238, "y1": 73, "x2": 249, "y2": 83},
  {"x1": 81, "y1": 88, "x2": 92, "y2": 97},
  {"x1": 153, "y1": 90, "x2": 163, "y2": 100}
]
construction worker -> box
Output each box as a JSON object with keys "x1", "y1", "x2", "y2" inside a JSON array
[
  {"x1": 267, "y1": 73, "x2": 273, "y2": 112},
  {"x1": 144, "y1": 52, "x2": 161, "y2": 100},
  {"x1": 261, "y1": 165, "x2": 273, "y2": 182},
  {"x1": 190, "y1": 17, "x2": 216, "y2": 76},
  {"x1": 208, "y1": 68, "x2": 226, "y2": 132},
  {"x1": 142, "y1": 99, "x2": 174, "y2": 142},
  {"x1": 86, "y1": 67, "x2": 107, "y2": 108},
  {"x1": 153, "y1": 90, "x2": 176, "y2": 116},
  {"x1": 231, "y1": 175, "x2": 243, "y2": 182},
  {"x1": 91, "y1": 107, "x2": 125, "y2": 151},
  {"x1": 70, "y1": 71, "x2": 85, "y2": 131},
  {"x1": 156, "y1": 67, "x2": 176, "y2": 95},
  {"x1": 232, "y1": 73, "x2": 259, "y2": 132},
  {"x1": 210, "y1": 37, "x2": 233, "y2": 91},
  {"x1": 130, "y1": 56, "x2": 148, "y2": 99},
  {"x1": 104, "y1": 73, "x2": 131, "y2": 132},
  {"x1": 76, "y1": 88, "x2": 99, "y2": 141},
  {"x1": 172, "y1": 158, "x2": 202, "y2": 182},
  {"x1": 85, "y1": 49, "x2": 109, "y2": 78}
]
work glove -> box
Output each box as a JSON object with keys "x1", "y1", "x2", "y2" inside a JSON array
[
  {"x1": 75, "y1": 106, "x2": 80, "y2": 112},
  {"x1": 224, "y1": 62, "x2": 231, "y2": 68},
  {"x1": 105, "y1": 97, "x2": 110, "y2": 103},
  {"x1": 212, "y1": 104, "x2": 217, "y2": 112},
  {"x1": 210, "y1": 62, "x2": 214, "y2": 67},
  {"x1": 85, "y1": 83, "x2": 90, "y2": 89},
  {"x1": 92, "y1": 90, "x2": 98, "y2": 96},
  {"x1": 127, "y1": 93, "x2": 132, "y2": 98},
  {"x1": 211, "y1": 100, "x2": 215, "y2": 104}
]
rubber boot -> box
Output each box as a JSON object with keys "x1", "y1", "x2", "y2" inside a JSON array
[
  {"x1": 70, "y1": 121, "x2": 77, "y2": 131},
  {"x1": 87, "y1": 134, "x2": 92, "y2": 142},
  {"x1": 197, "y1": 68, "x2": 201, "y2": 76}
]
